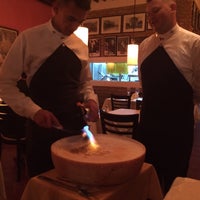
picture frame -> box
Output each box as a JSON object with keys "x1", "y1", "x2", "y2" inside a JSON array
[
  {"x1": 82, "y1": 18, "x2": 100, "y2": 35},
  {"x1": 198, "y1": 11, "x2": 200, "y2": 29},
  {"x1": 101, "y1": 16, "x2": 121, "y2": 34},
  {"x1": 103, "y1": 36, "x2": 117, "y2": 56},
  {"x1": 88, "y1": 37, "x2": 101, "y2": 57},
  {"x1": 38, "y1": 0, "x2": 52, "y2": 5},
  {"x1": 192, "y1": 1, "x2": 197, "y2": 28},
  {"x1": 123, "y1": 13, "x2": 146, "y2": 32},
  {"x1": 39, "y1": 0, "x2": 53, "y2": 6},
  {"x1": 0, "y1": 26, "x2": 18, "y2": 67},
  {"x1": 117, "y1": 36, "x2": 129, "y2": 56}
]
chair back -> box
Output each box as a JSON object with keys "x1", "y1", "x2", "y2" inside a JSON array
[
  {"x1": 100, "y1": 109, "x2": 139, "y2": 138},
  {"x1": 0, "y1": 102, "x2": 27, "y2": 181},
  {"x1": 0, "y1": 103, "x2": 26, "y2": 139},
  {"x1": 111, "y1": 94, "x2": 131, "y2": 110}
]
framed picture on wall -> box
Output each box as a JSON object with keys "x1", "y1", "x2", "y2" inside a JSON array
[
  {"x1": 198, "y1": 11, "x2": 200, "y2": 29},
  {"x1": 38, "y1": 0, "x2": 52, "y2": 5},
  {"x1": 192, "y1": 1, "x2": 197, "y2": 28},
  {"x1": 103, "y1": 36, "x2": 117, "y2": 56},
  {"x1": 123, "y1": 13, "x2": 146, "y2": 32},
  {"x1": 82, "y1": 18, "x2": 100, "y2": 35},
  {"x1": 88, "y1": 37, "x2": 101, "y2": 57},
  {"x1": 101, "y1": 16, "x2": 121, "y2": 34},
  {"x1": 0, "y1": 26, "x2": 18, "y2": 67},
  {"x1": 117, "y1": 36, "x2": 129, "y2": 56}
]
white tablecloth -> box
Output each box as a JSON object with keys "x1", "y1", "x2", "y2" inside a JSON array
[
  {"x1": 164, "y1": 177, "x2": 200, "y2": 200},
  {"x1": 0, "y1": 162, "x2": 6, "y2": 200},
  {"x1": 108, "y1": 108, "x2": 140, "y2": 115},
  {"x1": 21, "y1": 163, "x2": 163, "y2": 200}
]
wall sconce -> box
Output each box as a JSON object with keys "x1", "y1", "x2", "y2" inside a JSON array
[
  {"x1": 127, "y1": 44, "x2": 138, "y2": 66},
  {"x1": 127, "y1": 0, "x2": 138, "y2": 66},
  {"x1": 74, "y1": 26, "x2": 89, "y2": 45}
]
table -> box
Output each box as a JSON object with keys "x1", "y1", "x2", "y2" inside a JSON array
[
  {"x1": 108, "y1": 108, "x2": 140, "y2": 124},
  {"x1": 0, "y1": 162, "x2": 6, "y2": 200},
  {"x1": 108, "y1": 108, "x2": 140, "y2": 115},
  {"x1": 164, "y1": 177, "x2": 200, "y2": 200},
  {"x1": 102, "y1": 97, "x2": 143, "y2": 111},
  {"x1": 21, "y1": 163, "x2": 163, "y2": 200}
]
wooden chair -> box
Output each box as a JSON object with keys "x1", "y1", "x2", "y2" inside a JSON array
[
  {"x1": 0, "y1": 102, "x2": 27, "y2": 181},
  {"x1": 111, "y1": 94, "x2": 131, "y2": 110},
  {"x1": 100, "y1": 109, "x2": 139, "y2": 138}
]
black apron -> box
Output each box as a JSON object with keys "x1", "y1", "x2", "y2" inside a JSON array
[
  {"x1": 26, "y1": 44, "x2": 87, "y2": 177},
  {"x1": 135, "y1": 46, "x2": 194, "y2": 191}
]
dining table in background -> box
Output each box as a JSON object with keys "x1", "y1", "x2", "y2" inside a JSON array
[
  {"x1": 21, "y1": 162, "x2": 163, "y2": 200},
  {"x1": 108, "y1": 108, "x2": 140, "y2": 116},
  {"x1": 108, "y1": 108, "x2": 141, "y2": 124}
]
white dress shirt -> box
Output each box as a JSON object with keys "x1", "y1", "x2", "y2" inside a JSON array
[
  {"x1": 139, "y1": 24, "x2": 200, "y2": 103},
  {"x1": 0, "y1": 20, "x2": 97, "y2": 119}
]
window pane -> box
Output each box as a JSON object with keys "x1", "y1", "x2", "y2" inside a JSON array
[{"x1": 89, "y1": 62, "x2": 139, "y2": 82}]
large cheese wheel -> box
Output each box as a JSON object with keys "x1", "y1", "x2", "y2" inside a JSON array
[{"x1": 51, "y1": 134, "x2": 145, "y2": 186}]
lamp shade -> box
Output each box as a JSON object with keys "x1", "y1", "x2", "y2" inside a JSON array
[
  {"x1": 127, "y1": 44, "x2": 138, "y2": 66},
  {"x1": 74, "y1": 27, "x2": 88, "y2": 45}
]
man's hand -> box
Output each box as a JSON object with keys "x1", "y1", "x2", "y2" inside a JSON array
[
  {"x1": 83, "y1": 100, "x2": 99, "y2": 122},
  {"x1": 33, "y1": 109, "x2": 63, "y2": 129}
]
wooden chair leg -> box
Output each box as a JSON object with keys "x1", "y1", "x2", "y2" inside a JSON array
[
  {"x1": 16, "y1": 144, "x2": 21, "y2": 182},
  {"x1": 0, "y1": 140, "x2": 2, "y2": 159}
]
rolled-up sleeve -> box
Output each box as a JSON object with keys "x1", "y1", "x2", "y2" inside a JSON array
[{"x1": 0, "y1": 34, "x2": 41, "y2": 119}]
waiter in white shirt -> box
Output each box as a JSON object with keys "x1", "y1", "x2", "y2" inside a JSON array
[
  {"x1": 134, "y1": 0, "x2": 200, "y2": 193},
  {"x1": 0, "y1": 0, "x2": 98, "y2": 177}
]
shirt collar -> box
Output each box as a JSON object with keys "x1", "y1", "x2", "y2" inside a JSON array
[
  {"x1": 155, "y1": 24, "x2": 179, "y2": 41},
  {"x1": 47, "y1": 19, "x2": 69, "y2": 40}
]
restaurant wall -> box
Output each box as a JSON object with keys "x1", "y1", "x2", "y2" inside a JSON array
[
  {"x1": 88, "y1": 0, "x2": 198, "y2": 107},
  {"x1": 0, "y1": 0, "x2": 52, "y2": 32},
  {"x1": 176, "y1": 0, "x2": 193, "y2": 31},
  {"x1": 0, "y1": 0, "x2": 198, "y2": 107}
]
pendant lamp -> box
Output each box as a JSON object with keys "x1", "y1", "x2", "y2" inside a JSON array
[
  {"x1": 74, "y1": 26, "x2": 89, "y2": 45},
  {"x1": 127, "y1": 0, "x2": 139, "y2": 66}
]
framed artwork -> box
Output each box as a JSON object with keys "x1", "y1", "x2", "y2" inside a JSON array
[
  {"x1": 198, "y1": 11, "x2": 200, "y2": 29},
  {"x1": 0, "y1": 26, "x2": 18, "y2": 67},
  {"x1": 123, "y1": 13, "x2": 146, "y2": 32},
  {"x1": 103, "y1": 36, "x2": 117, "y2": 56},
  {"x1": 88, "y1": 37, "x2": 101, "y2": 57},
  {"x1": 117, "y1": 36, "x2": 129, "y2": 56},
  {"x1": 82, "y1": 18, "x2": 100, "y2": 35},
  {"x1": 38, "y1": 0, "x2": 52, "y2": 5},
  {"x1": 101, "y1": 16, "x2": 121, "y2": 34},
  {"x1": 192, "y1": 1, "x2": 197, "y2": 28}
]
